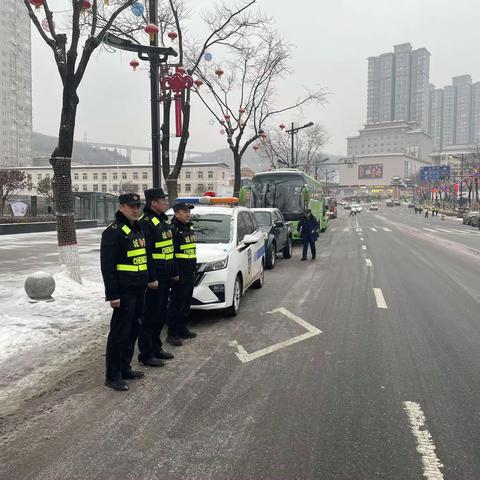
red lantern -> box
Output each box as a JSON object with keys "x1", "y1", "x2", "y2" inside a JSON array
[
  {"x1": 81, "y1": 0, "x2": 91, "y2": 11},
  {"x1": 129, "y1": 59, "x2": 139, "y2": 71},
  {"x1": 168, "y1": 31, "x2": 178, "y2": 42},
  {"x1": 239, "y1": 107, "x2": 246, "y2": 114},
  {"x1": 144, "y1": 23, "x2": 159, "y2": 42},
  {"x1": 194, "y1": 79, "x2": 203, "y2": 88},
  {"x1": 253, "y1": 145, "x2": 259, "y2": 151},
  {"x1": 279, "y1": 123, "x2": 286, "y2": 130},
  {"x1": 215, "y1": 67, "x2": 224, "y2": 79},
  {"x1": 224, "y1": 115, "x2": 231, "y2": 121},
  {"x1": 29, "y1": 0, "x2": 43, "y2": 9},
  {"x1": 260, "y1": 133, "x2": 267, "y2": 139},
  {"x1": 176, "y1": 66, "x2": 186, "y2": 75}
]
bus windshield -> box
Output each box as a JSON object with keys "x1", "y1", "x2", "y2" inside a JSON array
[{"x1": 251, "y1": 174, "x2": 305, "y2": 218}]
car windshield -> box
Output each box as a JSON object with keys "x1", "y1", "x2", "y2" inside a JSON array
[
  {"x1": 251, "y1": 174, "x2": 304, "y2": 215},
  {"x1": 253, "y1": 212, "x2": 272, "y2": 226},
  {"x1": 190, "y1": 214, "x2": 232, "y2": 244}
]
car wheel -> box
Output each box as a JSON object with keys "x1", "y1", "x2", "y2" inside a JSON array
[
  {"x1": 283, "y1": 237, "x2": 292, "y2": 258},
  {"x1": 265, "y1": 244, "x2": 276, "y2": 269},
  {"x1": 252, "y1": 261, "x2": 264, "y2": 289},
  {"x1": 225, "y1": 275, "x2": 242, "y2": 317}
]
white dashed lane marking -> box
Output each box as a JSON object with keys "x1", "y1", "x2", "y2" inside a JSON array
[
  {"x1": 365, "y1": 259, "x2": 372, "y2": 267},
  {"x1": 373, "y1": 288, "x2": 388, "y2": 309},
  {"x1": 403, "y1": 401, "x2": 444, "y2": 479},
  {"x1": 362, "y1": 245, "x2": 367, "y2": 250},
  {"x1": 382, "y1": 227, "x2": 392, "y2": 232},
  {"x1": 371, "y1": 227, "x2": 378, "y2": 232}
]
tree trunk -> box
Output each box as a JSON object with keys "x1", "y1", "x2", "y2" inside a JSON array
[
  {"x1": 50, "y1": 86, "x2": 82, "y2": 283},
  {"x1": 233, "y1": 148, "x2": 242, "y2": 197}
]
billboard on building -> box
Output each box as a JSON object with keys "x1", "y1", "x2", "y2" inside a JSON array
[{"x1": 358, "y1": 164, "x2": 383, "y2": 179}]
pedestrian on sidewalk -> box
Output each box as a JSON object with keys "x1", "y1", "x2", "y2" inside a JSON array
[
  {"x1": 298, "y1": 209, "x2": 319, "y2": 261},
  {"x1": 166, "y1": 203, "x2": 198, "y2": 347},
  {"x1": 100, "y1": 193, "x2": 150, "y2": 391},
  {"x1": 137, "y1": 188, "x2": 176, "y2": 368},
  {"x1": 425, "y1": 207, "x2": 429, "y2": 218}
]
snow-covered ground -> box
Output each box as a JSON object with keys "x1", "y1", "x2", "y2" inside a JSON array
[{"x1": 0, "y1": 228, "x2": 111, "y2": 415}]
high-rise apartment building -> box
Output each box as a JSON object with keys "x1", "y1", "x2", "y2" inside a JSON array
[
  {"x1": 0, "y1": 0, "x2": 32, "y2": 166},
  {"x1": 429, "y1": 75, "x2": 480, "y2": 153},
  {"x1": 367, "y1": 43, "x2": 431, "y2": 131}
]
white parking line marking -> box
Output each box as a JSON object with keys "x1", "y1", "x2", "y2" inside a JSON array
[
  {"x1": 371, "y1": 227, "x2": 378, "y2": 232},
  {"x1": 365, "y1": 259, "x2": 372, "y2": 267},
  {"x1": 382, "y1": 227, "x2": 392, "y2": 232},
  {"x1": 435, "y1": 228, "x2": 453, "y2": 233},
  {"x1": 373, "y1": 288, "x2": 387, "y2": 308},
  {"x1": 452, "y1": 229, "x2": 466, "y2": 233},
  {"x1": 423, "y1": 228, "x2": 437, "y2": 232},
  {"x1": 403, "y1": 401, "x2": 444, "y2": 479},
  {"x1": 362, "y1": 245, "x2": 367, "y2": 250},
  {"x1": 229, "y1": 308, "x2": 322, "y2": 363}
]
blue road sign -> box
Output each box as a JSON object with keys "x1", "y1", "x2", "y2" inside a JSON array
[{"x1": 420, "y1": 165, "x2": 450, "y2": 182}]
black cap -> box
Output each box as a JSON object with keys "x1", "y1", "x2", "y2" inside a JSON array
[
  {"x1": 118, "y1": 193, "x2": 143, "y2": 206},
  {"x1": 144, "y1": 188, "x2": 168, "y2": 201},
  {"x1": 173, "y1": 202, "x2": 194, "y2": 212}
]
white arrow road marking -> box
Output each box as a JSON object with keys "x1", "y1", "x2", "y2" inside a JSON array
[
  {"x1": 362, "y1": 245, "x2": 367, "y2": 250},
  {"x1": 373, "y1": 288, "x2": 388, "y2": 308},
  {"x1": 229, "y1": 307, "x2": 322, "y2": 363},
  {"x1": 356, "y1": 228, "x2": 363, "y2": 232},
  {"x1": 371, "y1": 227, "x2": 378, "y2": 232},
  {"x1": 343, "y1": 227, "x2": 350, "y2": 232},
  {"x1": 365, "y1": 258, "x2": 372, "y2": 267},
  {"x1": 382, "y1": 227, "x2": 392, "y2": 232},
  {"x1": 403, "y1": 401, "x2": 444, "y2": 479}
]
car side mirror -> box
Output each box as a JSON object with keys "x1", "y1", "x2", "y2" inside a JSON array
[
  {"x1": 274, "y1": 220, "x2": 284, "y2": 228},
  {"x1": 243, "y1": 233, "x2": 259, "y2": 245}
]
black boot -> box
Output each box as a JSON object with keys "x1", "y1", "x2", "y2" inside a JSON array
[
  {"x1": 105, "y1": 379, "x2": 129, "y2": 391},
  {"x1": 166, "y1": 336, "x2": 183, "y2": 347},
  {"x1": 156, "y1": 349, "x2": 174, "y2": 360},
  {"x1": 179, "y1": 329, "x2": 197, "y2": 339},
  {"x1": 139, "y1": 357, "x2": 165, "y2": 367}
]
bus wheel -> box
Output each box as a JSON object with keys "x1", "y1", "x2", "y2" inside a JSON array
[{"x1": 283, "y1": 237, "x2": 292, "y2": 258}]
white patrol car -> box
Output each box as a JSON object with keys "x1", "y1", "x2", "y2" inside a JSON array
[{"x1": 168, "y1": 200, "x2": 265, "y2": 316}]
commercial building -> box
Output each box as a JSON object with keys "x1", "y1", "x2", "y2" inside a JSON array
[
  {"x1": 0, "y1": 0, "x2": 32, "y2": 166},
  {"x1": 12, "y1": 162, "x2": 232, "y2": 197}
]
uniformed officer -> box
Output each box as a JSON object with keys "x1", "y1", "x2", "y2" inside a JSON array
[
  {"x1": 137, "y1": 188, "x2": 176, "y2": 366},
  {"x1": 100, "y1": 193, "x2": 150, "y2": 391},
  {"x1": 166, "y1": 202, "x2": 198, "y2": 346}
]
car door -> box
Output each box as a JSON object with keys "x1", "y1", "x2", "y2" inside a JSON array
[
  {"x1": 235, "y1": 212, "x2": 251, "y2": 289},
  {"x1": 273, "y1": 210, "x2": 287, "y2": 250}
]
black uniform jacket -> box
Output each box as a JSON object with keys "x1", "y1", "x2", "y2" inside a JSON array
[
  {"x1": 100, "y1": 211, "x2": 150, "y2": 301},
  {"x1": 171, "y1": 217, "x2": 197, "y2": 275},
  {"x1": 139, "y1": 207, "x2": 175, "y2": 282}
]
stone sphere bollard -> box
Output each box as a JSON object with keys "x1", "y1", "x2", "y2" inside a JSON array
[{"x1": 25, "y1": 271, "x2": 56, "y2": 302}]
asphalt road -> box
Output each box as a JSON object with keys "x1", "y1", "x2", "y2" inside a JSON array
[{"x1": 1, "y1": 207, "x2": 480, "y2": 479}]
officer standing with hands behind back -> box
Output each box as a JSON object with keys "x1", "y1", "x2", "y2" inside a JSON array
[
  {"x1": 137, "y1": 188, "x2": 176, "y2": 366},
  {"x1": 166, "y1": 202, "x2": 198, "y2": 347},
  {"x1": 100, "y1": 193, "x2": 150, "y2": 391}
]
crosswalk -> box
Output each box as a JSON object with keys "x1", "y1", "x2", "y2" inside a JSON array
[{"x1": 336, "y1": 226, "x2": 480, "y2": 235}]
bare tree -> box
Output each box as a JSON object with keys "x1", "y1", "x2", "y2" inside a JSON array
[
  {"x1": 0, "y1": 170, "x2": 32, "y2": 216},
  {"x1": 258, "y1": 123, "x2": 329, "y2": 172},
  {"x1": 24, "y1": 0, "x2": 137, "y2": 282},
  {"x1": 159, "y1": 0, "x2": 265, "y2": 203},
  {"x1": 195, "y1": 29, "x2": 326, "y2": 196}
]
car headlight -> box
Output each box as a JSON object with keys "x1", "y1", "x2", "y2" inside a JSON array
[
  {"x1": 200, "y1": 257, "x2": 229, "y2": 272},
  {"x1": 262, "y1": 232, "x2": 268, "y2": 240}
]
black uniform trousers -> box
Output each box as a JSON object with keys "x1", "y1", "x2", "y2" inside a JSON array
[
  {"x1": 167, "y1": 272, "x2": 194, "y2": 337},
  {"x1": 105, "y1": 292, "x2": 144, "y2": 381},
  {"x1": 138, "y1": 279, "x2": 171, "y2": 361},
  {"x1": 302, "y1": 236, "x2": 316, "y2": 259}
]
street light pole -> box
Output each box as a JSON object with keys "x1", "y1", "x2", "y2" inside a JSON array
[
  {"x1": 149, "y1": 0, "x2": 161, "y2": 188},
  {"x1": 285, "y1": 122, "x2": 314, "y2": 168}
]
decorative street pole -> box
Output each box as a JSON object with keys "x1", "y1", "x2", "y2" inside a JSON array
[{"x1": 285, "y1": 122, "x2": 314, "y2": 167}]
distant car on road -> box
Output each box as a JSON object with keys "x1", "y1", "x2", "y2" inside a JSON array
[
  {"x1": 463, "y1": 211, "x2": 480, "y2": 226},
  {"x1": 386, "y1": 200, "x2": 394, "y2": 207},
  {"x1": 369, "y1": 204, "x2": 379, "y2": 211},
  {"x1": 408, "y1": 202, "x2": 416, "y2": 208},
  {"x1": 252, "y1": 208, "x2": 292, "y2": 269},
  {"x1": 393, "y1": 200, "x2": 401, "y2": 206},
  {"x1": 344, "y1": 204, "x2": 351, "y2": 210},
  {"x1": 351, "y1": 204, "x2": 363, "y2": 213}
]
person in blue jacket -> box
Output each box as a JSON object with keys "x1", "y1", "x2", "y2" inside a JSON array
[{"x1": 297, "y1": 209, "x2": 320, "y2": 261}]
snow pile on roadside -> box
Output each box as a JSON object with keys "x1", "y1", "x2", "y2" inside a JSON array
[{"x1": 0, "y1": 266, "x2": 108, "y2": 364}]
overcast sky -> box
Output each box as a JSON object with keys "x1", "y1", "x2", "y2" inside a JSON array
[{"x1": 31, "y1": 0, "x2": 480, "y2": 157}]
